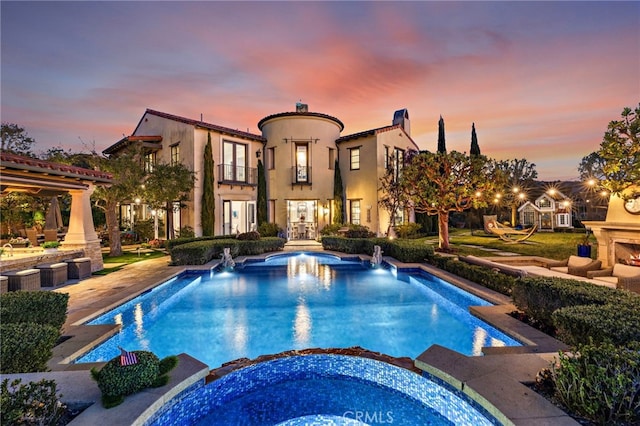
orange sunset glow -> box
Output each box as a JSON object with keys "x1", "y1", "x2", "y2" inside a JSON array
[{"x1": 1, "y1": 1, "x2": 638, "y2": 180}]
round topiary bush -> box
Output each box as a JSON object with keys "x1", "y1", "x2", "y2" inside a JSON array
[
  {"x1": 90, "y1": 351, "x2": 178, "y2": 408},
  {"x1": 236, "y1": 231, "x2": 260, "y2": 240}
]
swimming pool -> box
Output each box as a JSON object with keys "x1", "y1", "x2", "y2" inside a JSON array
[
  {"x1": 146, "y1": 355, "x2": 500, "y2": 426},
  {"x1": 76, "y1": 253, "x2": 520, "y2": 367}
]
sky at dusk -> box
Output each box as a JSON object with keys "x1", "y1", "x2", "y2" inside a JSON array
[{"x1": 2, "y1": 1, "x2": 638, "y2": 181}]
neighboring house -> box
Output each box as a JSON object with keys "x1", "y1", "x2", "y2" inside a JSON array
[
  {"x1": 518, "y1": 189, "x2": 573, "y2": 231},
  {"x1": 103, "y1": 104, "x2": 419, "y2": 239}
]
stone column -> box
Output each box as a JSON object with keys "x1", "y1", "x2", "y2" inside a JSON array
[{"x1": 61, "y1": 185, "x2": 104, "y2": 271}]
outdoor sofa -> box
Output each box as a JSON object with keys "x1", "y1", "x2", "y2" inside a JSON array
[
  {"x1": 587, "y1": 263, "x2": 640, "y2": 293},
  {"x1": 545, "y1": 255, "x2": 602, "y2": 277}
]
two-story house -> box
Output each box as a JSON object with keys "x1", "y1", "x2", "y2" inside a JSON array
[
  {"x1": 103, "y1": 104, "x2": 419, "y2": 239},
  {"x1": 517, "y1": 188, "x2": 573, "y2": 231}
]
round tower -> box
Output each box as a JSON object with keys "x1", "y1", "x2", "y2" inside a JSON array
[{"x1": 258, "y1": 104, "x2": 344, "y2": 239}]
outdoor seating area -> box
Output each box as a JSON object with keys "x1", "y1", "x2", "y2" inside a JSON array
[
  {"x1": 545, "y1": 255, "x2": 602, "y2": 277},
  {"x1": 588, "y1": 263, "x2": 640, "y2": 292},
  {"x1": 0, "y1": 257, "x2": 91, "y2": 292}
]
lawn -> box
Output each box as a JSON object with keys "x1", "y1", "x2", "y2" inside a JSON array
[
  {"x1": 93, "y1": 248, "x2": 168, "y2": 275},
  {"x1": 422, "y1": 228, "x2": 595, "y2": 261}
]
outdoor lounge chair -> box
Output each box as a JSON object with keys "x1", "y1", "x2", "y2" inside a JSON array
[
  {"x1": 545, "y1": 255, "x2": 602, "y2": 277},
  {"x1": 483, "y1": 216, "x2": 537, "y2": 243},
  {"x1": 587, "y1": 264, "x2": 640, "y2": 293}
]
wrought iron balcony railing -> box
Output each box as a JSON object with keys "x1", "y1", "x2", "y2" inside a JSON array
[{"x1": 218, "y1": 164, "x2": 257, "y2": 185}]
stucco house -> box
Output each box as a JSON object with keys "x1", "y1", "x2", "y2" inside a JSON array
[
  {"x1": 517, "y1": 189, "x2": 573, "y2": 231},
  {"x1": 103, "y1": 104, "x2": 419, "y2": 239}
]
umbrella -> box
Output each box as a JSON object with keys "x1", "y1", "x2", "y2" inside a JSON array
[{"x1": 44, "y1": 197, "x2": 63, "y2": 230}]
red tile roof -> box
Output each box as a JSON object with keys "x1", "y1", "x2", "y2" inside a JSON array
[
  {"x1": 144, "y1": 109, "x2": 265, "y2": 142},
  {"x1": 337, "y1": 124, "x2": 419, "y2": 149},
  {"x1": 257, "y1": 111, "x2": 344, "y2": 131},
  {"x1": 0, "y1": 151, "x2": 112, "y2": 182}
]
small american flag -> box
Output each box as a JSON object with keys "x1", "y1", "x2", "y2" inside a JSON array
[{"x1": 119, "y1": 347, "x2": 138, "y2": 366}]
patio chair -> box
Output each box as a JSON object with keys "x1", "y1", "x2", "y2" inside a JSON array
[
  {"x1": 588, "y1": 264, "x2": 640, "y2": 293},
  {"x1": 545, "y1": 255, "x2": 602, "y2": 277}
]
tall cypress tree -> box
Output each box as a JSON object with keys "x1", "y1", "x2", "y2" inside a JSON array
[
  {"x1": 257, "y1": 158, "x2": 267, "y2": 226},
  {"x1": 201, "y1": 133, "x2": 215, "y2": 236},
  {"x1": 333, "y1": 159, "x2": 344, "y2": 224},
  {"x1": 470, "y1": 123, "x2": 481, "y2": 156},
  {"x1": 437, "y1": 115, "x2": 447, "y2": 153}
]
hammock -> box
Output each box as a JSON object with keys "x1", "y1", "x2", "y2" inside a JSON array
[{"x1": 483, "y1": 216, "x2": 537, "y2": 243}]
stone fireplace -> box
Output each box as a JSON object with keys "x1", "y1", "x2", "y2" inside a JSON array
[{"x1": 584, "y1": 190, "x2": 640, "y2": 268}]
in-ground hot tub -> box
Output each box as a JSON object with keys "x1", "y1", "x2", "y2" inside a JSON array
[{"x1": 145, "y1": 354, "x2": 500, "y2": 426}]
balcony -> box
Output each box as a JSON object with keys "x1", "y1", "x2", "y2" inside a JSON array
[
  {"x1": 291, "y1": 166, "x2": 312, "y2": 186},
  {"x1": 218, "y1": 164, "x2": 257, "y2": 187}
]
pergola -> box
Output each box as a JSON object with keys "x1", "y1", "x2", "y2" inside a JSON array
[{"x1": 0, "y1": 152, "x2": 112, "y2": 271}]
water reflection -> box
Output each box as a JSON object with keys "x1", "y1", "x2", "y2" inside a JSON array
[{"x1": 293, "y1": 297, "x2": 312, "y2": 345}]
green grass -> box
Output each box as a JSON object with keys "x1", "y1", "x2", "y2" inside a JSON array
[
  {"x1": 422, "y1": 229, "x2": 596, "y2": 261},
  {"x1": 92, "y1": 249, "x2": 168, "y2": 275}
]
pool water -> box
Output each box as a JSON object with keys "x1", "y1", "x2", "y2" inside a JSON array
[
  {"x1": 147, "y1": 355, "x2": 499, "y2": 426},
  {"x1": 77, "y1": 253, "x2": 519, "y2": 367}
]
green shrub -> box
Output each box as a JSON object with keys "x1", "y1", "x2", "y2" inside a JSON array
[
  {"x1": 551, "y1": 342, "x2": 640, "y2": 425},
  {"x1": 90, "y1": 351, "x2": 178, "y2": 408},
  {"x1": 511, "y1": 277, "x2": 622, "y2": 331},
  {"x1": 165, "y1": 236, "x2": 216, "y2": 251},
  {"x1": 345, "y1": 224, "x2": 374, "y2": 238},
  {"x1": 552, "y1": 301, "x2": 640, "y2": 346},
  {"x1": 320, "y1": 237, "x2": 435, "y2": 264},
  {"x1": 178, "y1": 226, "x2": 195, "y2": 238},
  {"x1": 321, "y1": 236, "x2": 373, "y2": 254},
  {"x1": 236, "y1": 231, "x2": 260, "y2": 240},
  {"x1": 170, "y1": 238, "x2": 285, "y2": 265},
  {"x1": 170, "y1": 239, "x2": 238, "y2": 265},
  {"x1": 381, "y1": 239, "x2": 434, "y2": 263},
  {"x1": 427, "y1": 255, "x2": 517, "y2": 296},
  {"x1": 393, "y1": 223, "x2": 422, "y2": 239},
  {"x1": 257, "y1": 222, "x2": 282, "y2": 237},
  {"x1": 0, "y1": 291, "x2": 69, "y2": 330},
  {"x1": 1, "y1": 323, "x2": 60, "y2": 373},
  {"x1": 319, "y1": 223, "x2": 344, "y2": 236},
  {"x1": 1, "y1": 378, "x2": 65, "y2": 425}
]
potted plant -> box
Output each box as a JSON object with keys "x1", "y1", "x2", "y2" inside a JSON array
[
  {"x1": 8, "y1": 237, "x2": 31, "y2": 248},
  {"x1": 577, "y1": 229, "x2": 592, "y2": 258},
  {"x1": 42, "y1": 241, "x2": 61, "y2": 253}
]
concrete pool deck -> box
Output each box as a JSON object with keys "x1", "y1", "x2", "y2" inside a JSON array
[{"x1": 2, "y1": 251, "x2": 579, "y2": 425}]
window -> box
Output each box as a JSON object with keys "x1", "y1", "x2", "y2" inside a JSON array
[
  {"x1": 144, "y1": 152, "x2": 156, "y2": 173},
  {"x1": 328, "y1": 148, "x2": 335, "y2": 169},
  {"x1": 295, "y1": 143, "x2": 309, "y2": 182},
  {"x1": 267, "y1": 147, "x2": 275, "y2": 170},
  {"x1": 170, "y1": 144, "x2": 180, "y2": 166},
  {"x1": 384, "y1": 146, "x2": 389, "y2": 170},
  {"x1": 350, "y1": 147, "x2": 360, "y2": 170},
  {"x1": 394, "y1": 148, "x2": 405, "y2": 180},
  {"x1": 350, "y1": 200, "x2": 361, "y2": 225},
  {"x1": 223, "y1": 141, "x2": 247, "y2": 182}
]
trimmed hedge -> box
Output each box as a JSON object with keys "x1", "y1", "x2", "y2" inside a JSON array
[
  {"x1": 512, "y1": 276, "x2": 626, "y2": 330},
  {"x1": 165, "y1": 236, "x2": 216, "y2": 251},
  {"x1": 428, "y1": 255, "x2": 517, "y2": 296},
  {"x1": 321, "y1": 237, "x2": 434, "y2": 264},
  {"x1": 90, "y1": 351, "x2": 178, "y2": 408},
  {"x1": 0, "y1": 323, "x2": 60, "y2": 373},
  {"x1": 552, "y1": 301, "x2": 640, "y2": 346},
  {"x1": 170, "y1": 237, "x2": 285, "y2": 265},
  {"x1": 0, "y1": 291, "x2": 69, "y2": 330}
]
